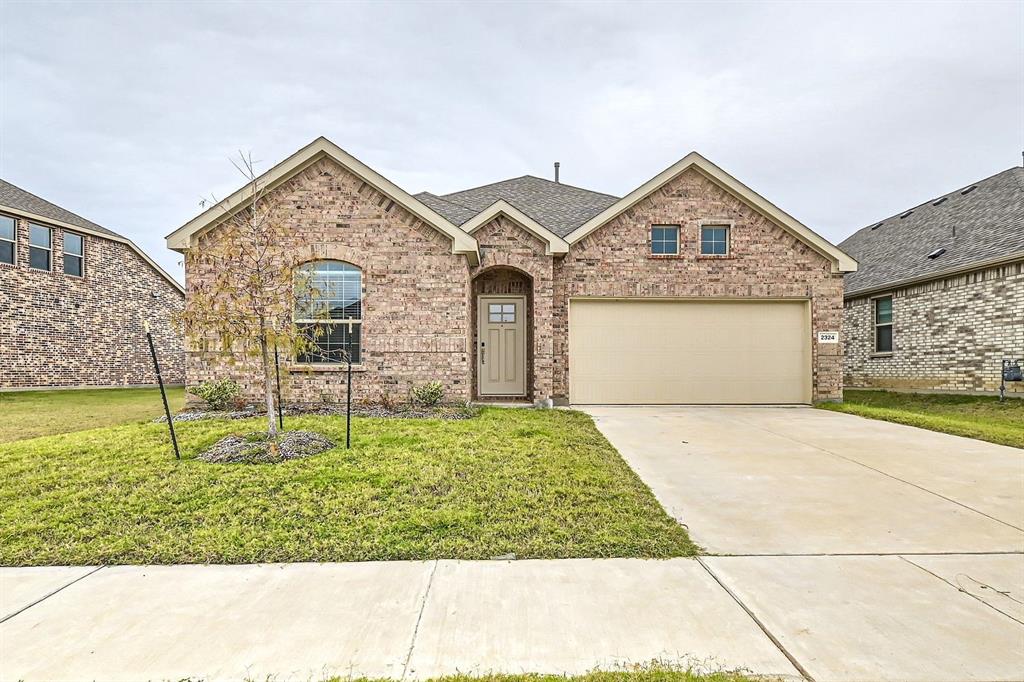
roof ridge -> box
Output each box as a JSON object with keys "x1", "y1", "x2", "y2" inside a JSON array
[
  {"x1": 440, "y1": 174, "x2": 534, "y2": 199},
  {"x1": 0, "y1": 178, "x2": 118, "y2": 237},
  {"x1": 517, "y1": 174, "x2": 621, "y2": 199}
]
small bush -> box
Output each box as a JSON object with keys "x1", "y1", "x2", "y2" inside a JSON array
[
  {"x1": 187, "y1": 379, "x2": 242, "y2": 411},
  {"x1": 410, "y1": 381, "x2": 444, "y2": 407}
]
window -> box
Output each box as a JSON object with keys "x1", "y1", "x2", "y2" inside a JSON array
[
  {"x1": 700, "y1": 225, "x2": 729, "y2": 255},
  {"x1": 29, "y1": 223, "x2": 51, "y2": 271},
  {"x1": 294, "y1": 260, "x2": 362, "y2": 363},
  {"x1": 488, "y1": 303, "x2": 515, "y2": 323},
  {"x1": 651, "y1": 225, "x2": 679, "y2": 255},
  {"x1": 0, "y1": 215, "x2": 14, "y2": 265},
  {"x1": 874, "y1": 296, "x2": 893, "y2": 353},
  {"x1": 63, "y1": 232, "x2": 84, "y2": 276}
]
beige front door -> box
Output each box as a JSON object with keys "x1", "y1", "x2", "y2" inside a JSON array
[{"x1": 478, "y1": 296, "x2": 527, "y2": 396}]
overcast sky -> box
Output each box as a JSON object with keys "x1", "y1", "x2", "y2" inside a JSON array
[{"x1": 1, "y1": 1, "x2": 1021, "y2": 282}]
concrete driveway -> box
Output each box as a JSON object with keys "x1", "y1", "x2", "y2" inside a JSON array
[
  {"x1": 584, "y1": 406, "x2": 1024, "y2": 681},
  {"x1": 583, "y1": 406, "x2": 1023, "y2": 555}
]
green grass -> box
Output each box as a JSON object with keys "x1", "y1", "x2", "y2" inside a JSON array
[
  {"x1": 819, "y1": 389, "x2": 1024, "y2": 448},
  {"x1": 0, "y1": 408, "x2": 696, "y2": 565},
  {"x1": 0, "y1": 387, "x2": 186, "y2": 443}
]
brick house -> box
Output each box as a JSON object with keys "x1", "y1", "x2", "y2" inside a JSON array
[
  {"x1": 0, "y1": 180, "x2": 185, "y2": 389},
  {"x1": 840, "y1": 166, "x2": 1024, "y2": 395},
  {"x1": 167, "y1": 137, "x2": 856, "y2": 406}
]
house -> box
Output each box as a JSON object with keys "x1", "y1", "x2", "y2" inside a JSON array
[
  {"x1": 0, "y1": 180, "x2": 185, "y2": 389},
  {"x1": 840, "y1": 166, "x2": 1024, "y2": 395},
  {"x1": 167, "y1": 137, "x2": 856, "y2": 406}
]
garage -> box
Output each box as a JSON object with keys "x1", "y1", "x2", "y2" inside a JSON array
[{"x1": 568, "y1": 299, "x2": 812, "y2": 404}]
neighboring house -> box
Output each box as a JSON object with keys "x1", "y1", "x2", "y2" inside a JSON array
[
  {"x1": 0, "y1": 180, "x2": 185, "y2": 389},
  {"x1": 840, "y1": 166, "x2": 1024, "y2": 395},
  {"x1": 167, "y1": 137, "x2": 856, "y2": 406}
]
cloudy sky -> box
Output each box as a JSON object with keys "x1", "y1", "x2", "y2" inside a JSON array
[{"x1": 1, "y1": 1, "x2": 1021, "y2": 282}]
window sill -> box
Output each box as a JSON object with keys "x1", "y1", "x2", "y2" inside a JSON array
[
  {"x1": 291, "y1": 363, "x2": 368, "y2": 372},
  {"x1": 696, "y1": 254, "x2": 734, "y2": 260},
  {"x1": 647, "y1": 253, "x2": 683, "y2": 259},
  {"x1": 870, "y1": 352, "x2": 894, "y2": 359}
]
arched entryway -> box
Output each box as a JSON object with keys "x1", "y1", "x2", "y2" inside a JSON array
[{"x1": 471, "y1": 266, "x2": 534, "y2": 400}]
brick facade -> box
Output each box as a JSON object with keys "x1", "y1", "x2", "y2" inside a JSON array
[
  {"x1": 186, "y1": 158, "x2": 472, "y2": 405},
  {"x1": 0, "y1": 215, "x2": 185, "y2": 389},
  {"x1": 844, "y1": 260, "x2": 1024, "y2": 394},
  {"x1": 184, "y1": 162, "x2": 845, "y2": 405},
  {"x1": 554, "y1": 168, "x2": 845, "y2": 402}
]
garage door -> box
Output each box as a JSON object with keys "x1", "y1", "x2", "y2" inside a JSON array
[{"x1": 569, "y1": 299, "x2": 811, "y2": 404}]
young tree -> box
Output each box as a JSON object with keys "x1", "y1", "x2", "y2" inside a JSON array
[{"x1": 179, "y1": 152, "x2": 303, "y2": 438}]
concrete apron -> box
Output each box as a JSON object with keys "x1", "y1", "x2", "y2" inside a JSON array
[{"x1": 3, "y1": 556, "x2": 1024, "y2": 682}]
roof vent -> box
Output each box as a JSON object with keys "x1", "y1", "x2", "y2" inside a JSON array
[
  {"x1": 870, "y1": 222, "x2": 884, "y2": 230},
  {"x1": 961, "y1": 185, "x2": 977, "y2": 195},
  {"x1": 554, "y1": 162, "x2": 560, "y2": 184},
  {"x1": 927, "y1": 248, "x2": 946, "y2": 259},
  {"x1": 932, "y1": 197, "x2": 948, "y2": 206},
  {"x1": 900, "y1": 210, "x2": 914, "y2": 219}
]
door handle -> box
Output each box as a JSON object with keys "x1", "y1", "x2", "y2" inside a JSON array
[{"x1": 480, "y1": 342, "x2": 485, "y2": 365}]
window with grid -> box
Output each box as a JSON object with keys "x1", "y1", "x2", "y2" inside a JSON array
[
  {"x1": 64, "y1": 232, "x2": 84, "y2": 277},
  {"x1": 29, "y1": 223, "x2": 51, "y2": 271},
  {"x1": 874, "y1": 296, "x2": 893, "y2": 353},
  {"x1": 700, "y1": 225, "x2": 729, "y2": 255},
  {"x1": 0, "y1": 215, "x2": 14, "y2": 265},
  {"x1": 650, "y1": 225, "x2": 679, "y2": 255},
  {"x1": 294, "y1": 260, "x2": 362, "y2": 363}
]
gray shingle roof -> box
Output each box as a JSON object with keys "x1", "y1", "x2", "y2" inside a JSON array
[
  {"x1": 0, "y1": 178, "x2": 124, "y2": 239},
  {"x1": 421, "y1": 175, "x2": 619, "y2": 237},
  {"x1": 839, "y1": 166, "x2": 1024, "y2": 296}
]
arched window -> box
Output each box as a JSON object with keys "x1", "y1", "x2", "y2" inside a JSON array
[{"x1": 294, "y1": 260, "x2": 362, "y2": 363}]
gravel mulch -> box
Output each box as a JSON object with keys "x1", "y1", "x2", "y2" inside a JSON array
[
  {"x1": 156, "y1": 403, "x2": 479, "y2": 424},
  {"x1": 198, "y1": 430, "x2": 336, "y2": 464}
]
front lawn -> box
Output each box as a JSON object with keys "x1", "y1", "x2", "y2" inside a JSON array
[
  {"x1": 0, "y1": 387, "x2": 186, "y2": 443},
  {"x1": 820, "y1": 389, "x2": 1024, "y2": 448},
  {"x1": 0, "y1": 408, "x2": 696, "y2": 565}
]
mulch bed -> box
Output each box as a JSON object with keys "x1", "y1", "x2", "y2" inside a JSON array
[
  {"x1": 155, "y1": 403, "x2": 480, "y2": 424},
  {"x1": 198, "y1": 430, "x2": 336, "y2": 464}
]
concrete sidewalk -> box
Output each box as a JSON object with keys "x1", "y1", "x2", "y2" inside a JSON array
[{"x1": 3, "y1": 556, "x2": 1023, "y2": 682}]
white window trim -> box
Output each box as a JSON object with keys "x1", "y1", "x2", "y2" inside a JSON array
[
  {"x1": 872, "y1": 294, "x2": 894, "y2": 355},
  {"x1": 293, "y1": 261, "x2": 364, "y2": 365},
  {"x1": 0, "y1": 214, "x2": 15, "y2": 266},
  {"x1": 28, "y1": 222, "x2": 52, "y2": 271},
  {"x1": 698, "y1": 220, "x2": 732, "y2": 257},
  {"x1": 650, "y1": 224, "x2": 680, "y2": 256},
  {"x1": 63, "y1": 231, "x2": 85, "y2": 278}
]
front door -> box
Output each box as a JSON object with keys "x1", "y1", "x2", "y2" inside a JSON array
[{"x1": 478, "y1": 296, "x2": 527, "y2": 396}]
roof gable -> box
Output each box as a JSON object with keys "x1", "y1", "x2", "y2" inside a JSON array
[
  {"x1": 459, "y1": 200, "x2": 569, "y2": 255},
  {"x1": 840, "y1": 166, "x2": 1024, "y2": 295},
  {"x1": 166, "y1": 137, "x2": 479, "y2": 264},
  {"x1": 563, "y1": 152, "x2": 857, "y2": 274},
  {"x1": 435, "y1": 175, "x2": 619, "y2": 237}
]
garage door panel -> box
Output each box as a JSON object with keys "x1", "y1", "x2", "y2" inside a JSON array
[{"x1": 569, "y1": 299, "x2": 810, "y2": 404}]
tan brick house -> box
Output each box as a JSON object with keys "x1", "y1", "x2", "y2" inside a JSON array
[
  {"x1": 840, "y1": 166, "x2": 1024, "y2": 395},
  {"x1": 167, "y1": 137, "x2": 856, "y2": 405},
  {"x1": 0, "y1": 180, "x2": 185, "y2": 389}
]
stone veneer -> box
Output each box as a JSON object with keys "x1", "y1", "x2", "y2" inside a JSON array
[
  {"x1": 0, "y1": 215, "x2": 184, "y2": 389},
  {"x1": 844, "y1": 260, "x2": 1024, "y2": 395},
  {"x1": 185, "y1": 162, "x2": 846, "y2": 405}
]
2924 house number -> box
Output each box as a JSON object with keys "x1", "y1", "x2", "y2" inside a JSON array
[{"x1": 817, "y1": 331, "x2": 839, "y2": 344}]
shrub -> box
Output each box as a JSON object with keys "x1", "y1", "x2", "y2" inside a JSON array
[
  {"x1": 410, "y1": 381, "x2": 444, "y2": 407},
  {"x1": 187, "y1": 379, "x2": 242, "y2": 411}
]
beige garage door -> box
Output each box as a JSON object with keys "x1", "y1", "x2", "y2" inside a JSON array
[{"x1": 569, "y1": 299, "x2": 811, "y2": 404}]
